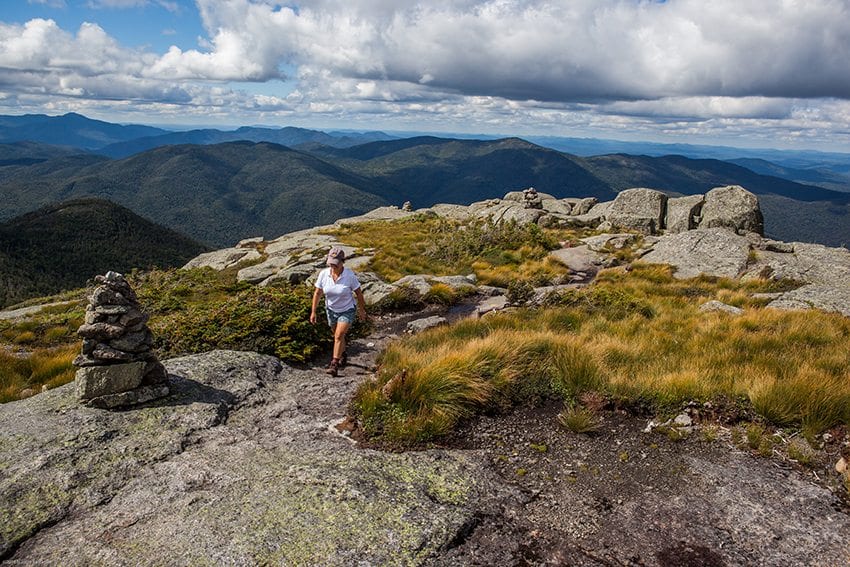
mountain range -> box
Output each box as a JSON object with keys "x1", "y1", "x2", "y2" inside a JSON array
[{"x1": 0, "y1": 112, "x2": 848, "y2": 251}]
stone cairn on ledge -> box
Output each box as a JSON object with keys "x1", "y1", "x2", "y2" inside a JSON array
[{"x1": 73, "y1": 271, "x2": 169, "y2": 409}]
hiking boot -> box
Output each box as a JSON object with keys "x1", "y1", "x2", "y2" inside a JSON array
[
  {"x1": 339, "y1": 351, "x2": 348, "y2": 368},
  {"x1": 325, "y1": 359, "x2": 339, "y2": 377}
]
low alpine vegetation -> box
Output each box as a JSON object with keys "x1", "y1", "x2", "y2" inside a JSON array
[
  {"x1": 352, "y1": 263, "x2": 850, "y2": 445},
  {"x1": 328, "y1": 215, "x2": 583, "y2": 285}
]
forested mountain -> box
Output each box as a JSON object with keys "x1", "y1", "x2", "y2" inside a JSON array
[
  {"x1": 309, "y1": 137, "x2": 617, "y2": 204},
  {"x1": 0, "y1": 113, "x2": 166, "y2": 150},
  {"x1": 0, "y1": 142, "x2": 390, "y2": 247},
  {"x1": 0, "y1": 199, "x2": 207, "y2": 308},
  {"x1": 99, "y1": 126, "x2": 397, "y2": 158},
  {"x1": 584, "y1": 154, "x2": 850, "y2": 203},
  {"x1": 0, "y1": 141, "x2": 84, "y2": 166},
  {"x1": 727, "y1": 158, "x2": 850, "y2": 193},
  {"x1": 1, "y1": 136, "x2": 848, "y2": 248}
]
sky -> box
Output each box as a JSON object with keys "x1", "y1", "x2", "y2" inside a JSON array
[{"x1": 2, "y1": 0, "x2": 850, "y2": 151}]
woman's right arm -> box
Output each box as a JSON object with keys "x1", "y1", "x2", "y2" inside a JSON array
[{"x1": 310, "y1": 287, "x2": 322, "y2": 324}]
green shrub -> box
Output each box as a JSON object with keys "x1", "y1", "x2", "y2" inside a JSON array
[
  {"x1": 506, "y1": 280, "x2": 534, "y2": 305},
  {"x1": 151, "y1": 285, "x2": 332, "y2": 363}
]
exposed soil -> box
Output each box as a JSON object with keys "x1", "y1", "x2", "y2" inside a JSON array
[{"x1": 433, "y1": 402, "x2": 849, "y2": 566}]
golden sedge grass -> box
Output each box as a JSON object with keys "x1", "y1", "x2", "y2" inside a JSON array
[
  {"x1": 355, "y1": 265, "x2": 850, "y2": 444},
  {"x1": 0, "y1": 344, "x2": 77, "y2": 402}
]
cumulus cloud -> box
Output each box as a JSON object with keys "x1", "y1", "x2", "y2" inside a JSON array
[
  {"x1": 179, "y1": 0, "x2": 850, "y2": 102},
  {"x1": 3, "y1": 0, "x2": 850, "y2": 149}
]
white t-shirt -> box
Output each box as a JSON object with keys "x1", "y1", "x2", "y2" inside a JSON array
[{"x1": 315, "y1": 267, "x2": 361, "y2": 312}]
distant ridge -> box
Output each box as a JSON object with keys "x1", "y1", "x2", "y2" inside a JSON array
[
  {"x1": 98, "y1": 126, "x2": 398, "y2": 158},
  {"x1": 0, "y1": 113, "x2": 167, "y2": 150},
  {"x1": 0, "y1": 198, "x2": 207, "y2": 308}
]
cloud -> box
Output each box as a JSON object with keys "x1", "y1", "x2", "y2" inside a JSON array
[
  {"x1": 28, "y1": 0, "x2": 67, "y2": 7},
  {"x1": 3, "y1": 1, "x2": 850, "y2": 150},
  {"x1": 86, "y1": 0, "x2": 179, "y2": 12},
  {"x1": 182, "y1": 0, "x2": 850, "y2": 102}
]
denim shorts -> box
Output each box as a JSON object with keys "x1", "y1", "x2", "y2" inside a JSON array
[{"x1": 327, "y1": 307, "x2": 357, "y2": 327}]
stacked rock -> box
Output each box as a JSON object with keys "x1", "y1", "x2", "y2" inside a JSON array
[
  {"x1": 523, "y1": 187, "x2": 542, "y2": 209},
  {"x1": 73, "y1": 271, "x2": 169, "y2": 408}
]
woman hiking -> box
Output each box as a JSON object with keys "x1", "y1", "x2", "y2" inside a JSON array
[{"x1": 310, "y1": 247, "x2": 368, "y2": 376}]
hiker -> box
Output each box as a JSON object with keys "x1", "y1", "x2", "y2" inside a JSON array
[{"x1": 310, "y1": 247, "x2": 368, "y2": 376}]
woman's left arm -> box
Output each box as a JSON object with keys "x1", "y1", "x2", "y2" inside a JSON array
[{"x1": 354, "y1": 288, "x2": 368, "y2": 320}]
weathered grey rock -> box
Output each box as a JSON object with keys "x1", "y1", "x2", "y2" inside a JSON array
[
  {"x1": 237, "y1": 254, "x2": 292, "y2": 283},
  {"x1": 699, "y1": 185, "x2": 764, "y2": 235},
  {"x1": 765, "y1": 297, "x2": 814, "y2": 312},
  {"x1": 259, "y1": 263, "x2": 318, "y2": 286},
  {"x1": 761, "y1": 239, "x2": 795, "y2": 253},
  {"x1": 606, "y1": 188, "x2": 667, "y2": 235},
  {"x1": 478, "y1": 285, "x2": 507, "y2": 297},
  {"x1": 75, "y1": 361, "x2": 148, "y2": 400},
  {"x1": 118, "y1": 308, "x2": 148, "y2": 327},
  {"x1": 393, "y1": 274, "x2": 433, "y2": 296},
  {"x1": 90, "y1": 286, "x2": 131, "y2": 306},
  {"x1": 573, "y1": 197, "x2": 598, "y2": 216},
  {"x1": 264, "y1": 229, "x2": 337, "y2": 257},
  {"x1": 531, "y1": 285, "x2": 576, "y2": 305},
  {"x1": 1, "y1": 350, "x2": 515, "y2": 565},
  {"x1": 390, "y1": 274, "x2": 475, "y2": 297},
  {"x1": 467, "y1": 200, "x2": 546, "y2": 226},
  {"x1": 552, "y1": 201, "x2": 611, "y2": 229},
  {"x1": 500, "y1": 205, "x2": 547, "y2": 225},
  {"x1": 334, "y1": 205, "x2": 418, "y2": 225},
  {"x1": 536, "y1": 212, "x2": 567, "y2": 228},
  {"x1": 476, "y1": 295, "x2": 509, "y2": 315},
  {"x1": 108, "y1": 331, "x2": 152, "y2": 353},
  {"x1": 86, "y1": 384, "x2": 171, "y2": 410},
  {"x1": 77, "y1": 322, "x2": 124, "y2": 340},
  {"x1": 766, "y1": 285, "x2": 850, "y2": 317},
  {"x1": 183, "y1": 247, "x2": 261, "y2": 270},
  {"x1": 429, "y1": 203, "x2": 471, "y2": 221},
  {"x1": 541, "y1": 199, "x2": 572, "y2": 215},
  {"x1": 93, "y1": 304, "x2": 130, "y2": 315},
  {"x1": 237, "y1": 236, "x2": 264, "y2": 248},
  {"x1": 641, "y1": 228, "x2": 752, "y2": 279},
  {"x1": 343, "y1": 255, "x2": 373, "y2": 270},
  {"x1": 666, "y1": 194, "x2": 704, "y2": 233},
  {"x1": 549, "y1": 245, "x2": 604, "y2": 274},
  {"x1": 743, "y1": 242, "x2": 850, "y2": 287},
  {"x1": 699, "y1": 300, "x2": 744, "y2": 315},
  {"x1": 0, "y1": 300, "x2": 77, "y2": 321},
  {"x1": 431, "y1": 275, "x2": 478, "y2": 291},
  {"x1": 90, "y1": 343, "x2": 136, "y2": 362},
  {"x1": 581, "y1": 233, "x2": 638, "y2": 252},
  {"x1": 357, "y1": 272, "x2": 399, "y2": 306},
  {"x1": 406, "y1": 316, "x2": 448, "y2": 333}
]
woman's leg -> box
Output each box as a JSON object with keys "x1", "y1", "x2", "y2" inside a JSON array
[{"x1": 333, "y1": 321, "x2": 350, "y2": 360}]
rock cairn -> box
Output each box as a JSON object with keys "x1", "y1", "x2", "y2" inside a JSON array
[
  {"x1": 523, "y1": 186, "x2": 542, "y2": 209},
  {"x1": 73, "y1": 271, "x2": 169, "y2": 408}
]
